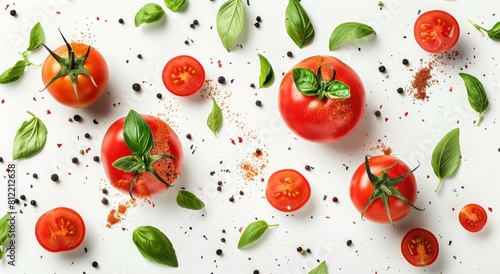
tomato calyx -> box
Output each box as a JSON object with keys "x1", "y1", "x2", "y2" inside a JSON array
[
  {"x1": 111, "y1": 110, "x2": 176, "y2": 199},
  {"x1": 292, "y1": 65, "x2": 351, "y2": 100},
  {"x1": 41, "y1": 28, "x2": 98, "y2": 100},
  {"x1": 361, "y1": 155, "x2": 423, "y2": 226}
]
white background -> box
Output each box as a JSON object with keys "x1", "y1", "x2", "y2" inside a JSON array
[{"x1": 0, "y1": 0, "x2": 499, "y2": 273}]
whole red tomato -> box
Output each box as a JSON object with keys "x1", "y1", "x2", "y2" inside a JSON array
[
  {"x1": 350, "y1": 155, "x2": 421, "y2": 225},
  {"x1": 42, "y1": 34, "x2": 109, "y2": 108},
  {"x1": 101, "y1": 111, "x2": 183, "y2": 198},
  {"x1": 278, "y1": 55, "x2": 365, "y2": 143}
]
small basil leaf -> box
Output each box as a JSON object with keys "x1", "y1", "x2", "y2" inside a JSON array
[
  {"x1": 123, "y1": 110, "x2": 154, "y2": 156},
  {"x1": 112, "y1": 155, "x2": 145, "y2": 173},
  {"x1": 292, "y1": 68, "x2": 319, "y2": 96},
  {"x1": 237, "y1": 220, "x2": 278, "y2": 249},
  {"x1": 0, "y1": 60, "x2": 27, "y2": 84},
  {"x1": 176, "y1": 190, "x2": 205, "y2": 210},
  {"x1": 207, "y1": 98, "x2": 223, "y2": 136},
  {"x1": 257, "y1": 54, "x2": 275, "y2": 88},
  {"x1": 216, "y1": 0, "x2": 244, "y2": 52},
  {"x1": 134, "y1": 3, "x2": 165, "y2": 27},
  {"x1": 459, "y1": 73, "x2": 489, "y2": 126},
  {"x1": 329, "y1": 22, "x2": 376, "y2": 50},
  {"x1": 285, "y1": 0, "x2": 314, "y2": 48},
  {"x1": 132, "y1": 226, "x2": 178, "y2": 267},
  {"x1": 308, "y1": 261, "x2": 327, "y2": 274},
  {"x1": 0, "y1": 213, "x2": 12, "y2": 260},
  {"x1": 164, "y1": 0, "x2": 187, "y2": 12},
  {"x1": 324, "y1": 80, "x2": 350, "y2": 98},
  {"x1": 12, "y1": 111, "x2": 48, "y2": 160},
  {"x1": 26, "y1": 22, "x2": 44, "y2": 51},
  {"x1": 431, "y1": 128, "x2": 460, "y2": 193}
]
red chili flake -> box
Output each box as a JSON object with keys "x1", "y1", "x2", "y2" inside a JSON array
[
  {"x1": 488, "y1": 207, "x2": 493, "y2": 212},
  {"x1": 404, "y1": 112, "x2": 409, "y2": 117},
  {"x1": 56, "y1": 11, "x2": 60, "y2": 14},
  {"x1": 96, "y1": 17, "x2": 100, "y2": 20},
  {"x1": 384, "y1": 117, "x2": 389, "y2": 122},
  {"x1": 426, "y1": 175, "x2": 430, "y2": 179},
  {"x1": 57, "y1": 144, "x2": 62, "y2": 148},
  {"x1": 5, "y1": 4, "x2": 9, "y2": 10},
  {"x1": 238, "y1": 227, "x2": 243, "y2": 233},
  {"x1": 1, "y1": 99, "x2": 4, "y2": 104},
  {"x1": 452, "y1": 208, "x2": 455, "y2": 211},
  {"x1": 379, "y1": 105, "x2": 383, "y2": 109},
  {"x1": 85, "y1": 147, "x2": 91, "y2": 153},
  {"x1": 238, "y1": 137, "x2": 243, "y2": 143},
  {"x1": 325, "y1": 216, "x2": 330, "y2": 219},
  {"x1": 46, "y1": 110, "x2": 51, "y2": 114},
  {"x1": 230, "y1": 139, "x2": 236, "y2": 145},
  {"x1": 217, "y1": 60, "x2": 222, "y2": 68}
]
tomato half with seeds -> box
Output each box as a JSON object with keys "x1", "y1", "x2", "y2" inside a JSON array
[
  {"x1": 266, "y1": 169, "x2": 311, "y2": 212},
  {"x1": 35, "y1": 207, "x2": 86, "y2": 252},
  {"x1": 278, "y1": 55, "x2": 365, "y2": 143},
  {"x1": 459, "y1": 203, "x2": 488, "y2": 232},
  {"x1": 101, "y1": 113, "x2": 183, "y2": 198},
  {"x1": 162, "y1": 55, "x2": 205, "y2": 96},
  {"x1": 401, "y1": 228, "x2": 439, "y2": 267},
  {"x1": 414, "y1": 10, "x2": 460, "y2": 53}
]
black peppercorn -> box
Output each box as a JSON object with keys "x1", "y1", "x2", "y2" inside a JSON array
[
  {"x1": 101, "y1": 197, "x2": 108, "y2": 205},
  {"x1": 0, "y1": 157, "x2": 3, "y2": 162},
  {"x1": 217, "y1": 181, "x2": 223, "y2": 186},
  {"x1": 216, "y1": 249, "x2": 223, "y2": 256},
  {"x1": 255, "y1": 100, "x2": 262, "y2": 107},
  {"x1": 305, "y1": 165, "x2": 311, "y2": 171},
  {"x1": 287, "y1": 51, "x2": 293, "y2": 57},
  {"x1": 186, "y1": 133, "x2": 192, "y2": 140},
  {"x1": 397, "y1": 87, "x2": 404, "y2": 94},
  {"x1": 92, "y1": 261, "x2": 98, "y2": 268},
  {"x1": 156, "y1": 93, "x2": 162, "y2": 99},
  {"x1": 306, "y1": 248, "x2": 311, "y2": 253},
  {"x1": 253, "y1": 270, "x2": 260, "y2": 274},
  {"x1": 217, "y1": 186, "x2": 222, "y2": 191},
  {"x1": 184, "y1": 40, "x2": 190, "y2": 45},
  {"x1": 14, "y1": 198, "x2": 20, "y2": 204},
  {"x1": 402, "y1": 58, "x2": 409, "y2": 66},
  {"x1": 254, "y1": 22, "x2": 260, "y2": 28},
  {"x1": 93, "y1": 119, "x2": 99, "y2": 124},
  {"x1": 84, "y1": 133, "x2": 91, "y2": 138},
  {"x1": 73, "y1": 114, "x2": 81, "y2": 121},
  {"x1": 51, "y1": 173, "x2": 59, "y2": 182},
  {"x1": 296, "y1": 246, "x2": 302, "y2": 252},
  {"x1": 190, "y1": 23, "x2": 195, "y2": 29},
  {"x1": 93, "y1": 156, "x2": 100, "y2": 162},
  {"x1": 20, "y1": 195, "x2": 26, "y2": 200},
  {"x1": 10, "y1": 10, "x2": 16, "y2": 16},
  {"x1": 250, "y1": 83, "x2": 256, "y2": 88},
  {"x1": 378, "y1": 65, "x2": 386, "y2": 73},
  {"x1": 132, "y1": 83, "x2": 141, "y2": 91},
  {"x1": 72, "y1": 157, "x2": 79, "y2": 164},
  {"x1": 193, "y1": 19, "x2": 199, "y2": 25},
  {"x1": 118, "y1": 18, "x2": 124, "y2": 24},
  {"x1": 332, "y1": 196, "x2": 339, "y2": 203},
  {"x1": 256, "y1": 16, "x2": 261, "y2": 22},
  {"x1": 375, "y1": 110, "x2": 381, "y2": 117},
  {"x1": 32, "y1": 173, "x2": 38, "y2": 179},
  {"x1": 229, "y1": 196, "x2": 234, "y2": 202},
  {"x1": 217, "y1": 76, "x2": 226, "y2": 84},
  {"x1": 137, "y1": 54, "x2": 143, "y2": 59},
  {"x1": 346, "y1": 239, "x2": 353, "y2": 246},
  {"x1": 221, "y1": 238, "x2": 226, "y2": 243},
  {"x1": 30, "y1": 200, "x2": 37, "y2": 206},
  {"x1": 102, "y1": 188, "x2": 108, "y2": 194},
  {"x1": 239, "y1": 190, "x2": 244, "y2": 195}
]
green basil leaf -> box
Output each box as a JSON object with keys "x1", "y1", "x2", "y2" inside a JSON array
[
  {"x1": 12, "y1": 111, "x2": 48, "y2": 160},
  {"x1": 164, "y1": 0, "x2": 187, "y2": 12},
  {"x1": 135, "y1": 3, "x2": 165, "y2": 27},
  {"x1": 216, "y1": 0, "x2": 244, "y2": 52},
  {"x1": 468, "y1": 19, "x2": 500, "y2": 41},
  {"x1": 26, "y1": 22, "x2": 44, "y2": 51},
  {"x1": 0, "y1": 213, "x2": 12, "y2": 260},
  {"x1": 459, "y1": 73, "x2": 489, "y2": 126},
  {"x1": 132, "y1": 226, "x2": 178, "y2": 267},
  {"x1": 0, "y1": 60, "x2": 27, "y2": 84},
  {"x1": 308, "y1": 261, "x2": 327, "y2": 274},
  {"x1": 207, "y1": 98, "x2": 223, "y2": 136},
  {"x1": 431, "y1": 128, "x2": 460, "y2": 193},
  {"x1": 176, "y1": 190, "x2": 205, "y2": 210},
  {"x1": 323, "y1": 80, "x2": 350, "y2": 98},
  {"x1": 257, "y1": 54, "x2": 275, "y2": 88},
  {"x1": 112, "y1": 155, "x2": 145, "y2": 173},
  {"x1": 329, "y1": 22, "x2": 376, "y2": 50},
  {"x1": 123, "y1": 110, "x2": 154, "y2": 156},
  {"x1": 237, "y1": 220, "x2": 278, "y2": 249},
  {"x1": 292, "y1": 68, "x2": 319, "y2": 96},
  {"x1": 285, "y1": 0, "x2": 314, "y2": 48}
]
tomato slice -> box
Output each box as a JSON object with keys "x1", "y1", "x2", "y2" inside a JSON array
[
  {"x1": 414, "y1": 10, "x2": 460, "y2": 53},
  {"x1": 35, "y1": 207, "x2": 86, "y2": 252},
  {"x1": 265, "y1": 169, "x2": 311, "y2": 212},
  {"x1": 459, "y1": 203, "x2": 487, "y2": 232},
  {"x1": 401, "y1": 228, "x2": 439, "y2": 267},
  {"x1": 162, "y1": 55, "x2": 205, "y2": 96}
]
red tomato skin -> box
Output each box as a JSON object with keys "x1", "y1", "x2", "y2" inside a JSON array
[
  {"x1": 459, "y1": 203, "x2": 488, "y2": 232},
  {"x1": 350, "y1": 155, "x2": 418, "y2": 223},
  {"x1": 42, "y1": 42, "x2": 109, "y2": 108},
  {"x1": 101, "y1": 115, "x2": 183, "y2": 198},
  {"x1": 414, "y1": 10, "x2": 460, "y2": 53},
  {"x1": 401, "y1": 228, "x2": 439, "y2": 267},
  {"x1": 162, "y1": 55, "x2": 205, "y2": 97},
  {"x1": 35, "y1": 207, "x2": 86, "y2": 252},
  {"x1": 279, "y1": 55, "x2": 366, "y2": 143},
  {"x1": 265, "y1": 169, "x2": 311, "y2": 212}
]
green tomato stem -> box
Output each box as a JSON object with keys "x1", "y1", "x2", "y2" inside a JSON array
[{"x1": 468, "y1": 19, "x2": 487, "y2": 36}]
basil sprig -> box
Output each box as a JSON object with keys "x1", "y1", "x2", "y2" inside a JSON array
[
  {"x1": 176, "y1": 190, "x2": 205, "y2": 210},
  {"x1": 216, "y1": 0, "x2": 244, "y2": 52},
  {"x1": 12, "y1": 111, "x2": 48, "y2": 160},
  {"x1": 293, "y1": 66, "x2": 350, "y2": 100},
  {"x1": 329, "y1": 22, "x2": 376, "y2": 50},
  {"x1": 207, "y1": 98, "x2": 223, "y2": 136},
  {"x1": 468, "y1": 19, "x2": 500, "y2": 41},
  {"x1": 308, "y1": 261, "x2": 327, "y2": 274},
  {"x1": 285, "y1": 0, "x2": 314, "y2": 48},
  {"x1": 135, "y1": 3, "x2": 166, "y2": 27},
  {"x1": 257, "y1": 54, "x2": 275, "y2": 88},
  {"x1": 237, "y1": 220, "x2": 278, "y2": 249},
  {"x1": 132, "y1": 226, "x2": 178, "y2": 267},
  {"x1": 164, "y1": 0, "x2": 187, "y2": 12},
  {"x1": 0, "y1": 213, "x2": 12, "y2": 260},
  {"x1": 432, "y1": 128, "x2": 461, "y2": 193},
  {"x1": 112, "y1": 110, "x2": 176, "y2": 198},
  {"x1": 0, "y1": 22, "x2": 44, "y2": 84},
  {"x1": 459, "y1": 73, "x2": 489, "y2": 126}
]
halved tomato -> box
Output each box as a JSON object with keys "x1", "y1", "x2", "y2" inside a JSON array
[
  {"x1": 459, "y1": 203, "x2": 487, "y2": 232},
  {"x1": 414, "y1": 10, "x2": 460, "y2": 53},
  {"x1": 401, "y1": 228, "x2": 439, "y2": 267},
  {"x1": 162, "y1": 55, "x2": 205, "y2": 96},
  {"x1": 35, "y1": 207, "x2": 86, "y2": 252},
  {"x1": 265, "y1": 169, "x2": 311, "y2": 212}
]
